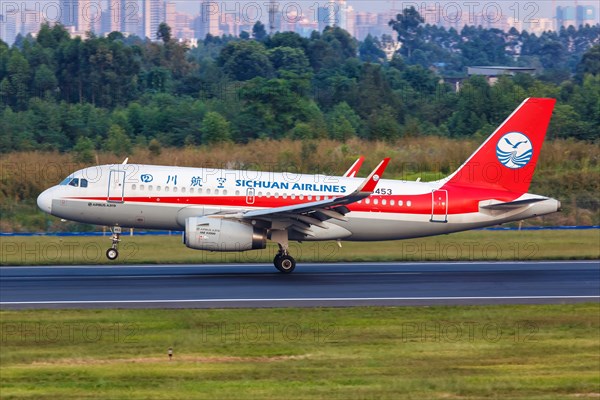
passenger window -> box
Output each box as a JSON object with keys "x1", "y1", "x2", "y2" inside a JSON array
[
  {"x1": 181, "y1": 187, "x2": 185, "y2": 193},
  {"x1": 80, "y1": 179, "x2": 88, "y2": 188},
  {"x1": 140, "y1": 184, "x2": 145, "y2": 191},
  {"x1": 132, "y1": 184, "x2": 137, "y2": 190},
  {"x1": 189, "y1": 188, "x2": 194, "y2": 194}
]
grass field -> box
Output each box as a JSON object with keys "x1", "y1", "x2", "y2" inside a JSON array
[
  {"x1": 0, "y1": 304, "x2": 598, "y2": 399},
  {"x1": 1, "y1": 230, "x2": 598, "y2": 266}
]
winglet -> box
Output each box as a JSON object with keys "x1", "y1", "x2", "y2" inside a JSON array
[
  {"x1": 356, "y1": 158, "x2": 390, "y2": 193},
  {"x1": 343, "y1": 156, "x2": 365, "y2": 178}
]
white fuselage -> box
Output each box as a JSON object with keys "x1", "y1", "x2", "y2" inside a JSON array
[{"x1": 37, "y1": 164, "x2": 560, "y2": 241}]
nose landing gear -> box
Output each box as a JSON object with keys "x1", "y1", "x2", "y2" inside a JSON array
[{"x1": 106, "y1": 226, "x2": 121, "y2": 260}]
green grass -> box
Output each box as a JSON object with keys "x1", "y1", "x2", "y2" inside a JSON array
[
  {"x1": 0, "y1": 305, "x2": 599, "y2": 399},
  {"x1": 1, "y1": 230, "x2": 598, "y2": 266}
]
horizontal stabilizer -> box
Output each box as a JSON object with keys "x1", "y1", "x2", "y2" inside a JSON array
[{"x1": 480, "y1": 198, "x2": 547, "y2": 211}]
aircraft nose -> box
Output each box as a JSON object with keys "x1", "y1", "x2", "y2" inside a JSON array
[{"x1": 37, "y1": 189, "x2": 53, "y2": 214}]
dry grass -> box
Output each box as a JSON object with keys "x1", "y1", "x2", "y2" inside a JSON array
[{"x1": 1, "y1": 138, "x2": 598, "y2": 231}]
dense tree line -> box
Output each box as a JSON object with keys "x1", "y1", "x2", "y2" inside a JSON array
[
  {"x1": 389, "y1": 7, "x2": 600, "y2": 79},
  {"x1": 0, "y1": 14, "x2": 599, "y2": 156}
]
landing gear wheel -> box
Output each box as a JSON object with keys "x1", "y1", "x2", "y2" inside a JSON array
[
  {"x1": 275, "y1": 255, "x2": 296, "y2": 274},
  {"x1": 106, "y1": 248, "x2": 119, "y2": 260}
]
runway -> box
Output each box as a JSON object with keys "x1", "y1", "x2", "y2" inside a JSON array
[{"x1": 1, "y1": 261, "x2": 598, "y2": 309}]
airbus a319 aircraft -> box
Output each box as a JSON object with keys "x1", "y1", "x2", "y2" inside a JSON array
[{"x1": 37, "y1": 98, "x2": 560, "y2": 273}]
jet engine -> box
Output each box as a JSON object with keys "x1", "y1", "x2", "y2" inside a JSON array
[{"x1": 184, "y1": 217, "x2": 267, "y2": 252}]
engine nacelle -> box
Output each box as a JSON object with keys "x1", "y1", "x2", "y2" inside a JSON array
[{"x1": 184, "y1": 217, "x2": 267, "y2": 252}]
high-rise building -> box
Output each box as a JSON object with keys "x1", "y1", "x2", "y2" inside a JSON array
[
  {"x1": 165, "y1": 1, "x2": 176, "y2": 31},
  {"x1": 317, "y1": 0, "x2": 348, "y2": 32},
  {"x1": 196, "y1": 0, "x2": 219, "y2": 38},
  {"x1": 0, "y1": 13, "x2": 18, "y2": 45},
  {"x1": 577, "y1": 5, "x2": 597, "y2": 26},
  {"x1": 102, "y1": 0, "x2": 122, "y2": 34},
  {"x1": 142, "y1": 0, "x2": 164, "y2": 40},
  {"x1": 557, "y1": 6, "x2": 577, "y2": 28},
  {"x1": 60, "y1": 0, "x2": 94, "y2": 33},
  {"x1": 121, "y1": 0, "x2": 140, "y2": 36},
  {"x1": 20, "y1": 10, "x2": 44, "y2": 37}
]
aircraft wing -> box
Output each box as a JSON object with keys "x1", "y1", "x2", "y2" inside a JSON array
[{"x1": 225, "y1": 158, "x2": 390, "y2": 232}]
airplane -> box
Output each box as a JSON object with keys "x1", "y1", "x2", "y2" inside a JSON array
[{"x1": 37, "y1": 98, "x2": 561, "y2": 273}]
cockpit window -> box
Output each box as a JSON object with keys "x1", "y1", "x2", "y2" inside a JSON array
[{"x1": 59, "y1": 176, "x2": 89, "y2": 188}]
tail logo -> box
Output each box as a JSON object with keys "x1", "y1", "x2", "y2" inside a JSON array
[{"x1": 496, "y1": 132, "x2": 533, "y2": 169}]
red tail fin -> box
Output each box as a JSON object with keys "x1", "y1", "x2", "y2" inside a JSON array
[{"x1": 444, "y1": 98, "x2": 556, "y2": 193}]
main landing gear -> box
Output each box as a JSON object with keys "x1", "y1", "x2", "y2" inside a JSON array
[
  {"x1": 271, "y1": 230, "x2": 296, "y2": 274},
  {"x1": 273, "y1": 247, "x2": 296, "y2": 274},
  {"x1": 106, "y1": 226, "x2": 121, "y2": 260}
]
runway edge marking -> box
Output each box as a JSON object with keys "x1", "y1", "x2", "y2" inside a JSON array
[{"x1": 2, "y1": 296, "x2": 599, "y2": 305}]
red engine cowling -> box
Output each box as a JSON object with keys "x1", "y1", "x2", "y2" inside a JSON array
[{"x1": 184, "y1": 217, "x2": 267, "y2": 252}]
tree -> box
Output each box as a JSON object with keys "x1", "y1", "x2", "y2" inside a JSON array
[
  {"x1": 577, "y1": 44, "x2": 600, "y2": 77},
  {"x1": 4, "y1": 52, "x2": 31, "y2": 110},
  {"x1": 72, "y1": 136, "x2": 95, "y2": 163},
  {"x1": 359, "y1": 34, "x2": 386, "y2": 63},
  {"x1": 389, "y1": 7, "x2": 424, "y2": 58},
  {"x1": 105, "y1": 124, "x2": 132, "y2": 156},
  {"x1": 366, "y1": 106, "x2": 401, "y2": 140},
  {"x1": 327, "y1": 102, "x2": 360, "y2": 140},
  {"x1": 157, "y1": 23, "x2": 172, "y2": 44},
  {"x1": 218, "y1": 40, "x2": 273, "y2": 81},
  {"x1": 252, "y1": 21, "x2": 267, "y2": 41},
  {"x1": 268, "y1": 46, "x2": 310, "y2": 74},
  {"x1": 201, "y1": 111, "x2": 231, "y2": 144},
  {"x1": 33, "y1": 64, "x2": 58, "y2": 97}
]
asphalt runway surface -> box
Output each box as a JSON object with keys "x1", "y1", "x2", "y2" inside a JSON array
[{"x1": 1, "y1": 261, "x2": 598, "y2": 309}]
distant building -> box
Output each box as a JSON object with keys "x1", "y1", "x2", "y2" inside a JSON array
[
  {"x1": 0, "y1": 13, "x2": 18, "y2": 45},
  {"x1": 557, "y1": 5, "x2": 596, "y2": 28},
  {"x1": 467, "y1": 66, "x2": 536, "y2": 85},
  {"x1": 196, "y1": 0, "x2": 220, "y2": 38},
  {"x1": 142, "y1": 0, "x2": 164, "y2": 40},
  {"x1": 577, "y1": 5, "x2": 597, "y2": 26}
]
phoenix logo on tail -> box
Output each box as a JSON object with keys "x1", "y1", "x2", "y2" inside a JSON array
[{"x1": 496, "y1": 132, "x2": 533, "y2": 169}]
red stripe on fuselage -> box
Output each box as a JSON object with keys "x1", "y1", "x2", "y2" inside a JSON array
[{"x1": 70, "y1": 186, "x2": 520, "y2": 215}]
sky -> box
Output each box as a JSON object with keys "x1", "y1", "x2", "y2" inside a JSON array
[
  {"x1": 172, "y1": 1, "x2": 599, "y2": 22},
  {"x1": 3, "y1": 1, "x2": 599, "y2": 24}
]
